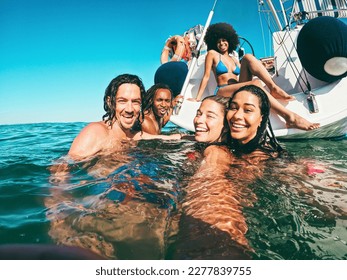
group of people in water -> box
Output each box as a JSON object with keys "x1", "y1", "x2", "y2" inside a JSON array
[
  {"x1": 69, "y1": 22, "x2": 319, "y2": 162},
  {"x1": 49, "y1": 22, "x2": 323, "y2": 259},
  {"x1": 68, "y1": 74, "x2": 283, "y2": 162},
  {"x1": 59, "y1": 73, "x2": 280, "y2": 259}
]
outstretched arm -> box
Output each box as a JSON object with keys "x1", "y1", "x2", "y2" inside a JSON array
[
  {"x1": 160, "y1": 44, "x2": 172, "y2": 64},
  {"x1": 140, "y1": 131, "x2": 182, "y2": 140},
  {"x1": 160, "y1": 36, "x2": 185, "y2": 64},
  {"x1": 180, "y1": 145, "x2": 251, "y2": 249}
]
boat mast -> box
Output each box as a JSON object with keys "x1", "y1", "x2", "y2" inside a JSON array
[
  {"x1": 180, "y1": 0, "x2": 217, "y2": 99},
  {"x1": 265, "y1": 0, "x2": 283, "y2": 30}
]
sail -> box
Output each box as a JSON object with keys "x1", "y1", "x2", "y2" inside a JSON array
[{"x1": 292, "y1": 0, "x2": 347, "y2": 20}]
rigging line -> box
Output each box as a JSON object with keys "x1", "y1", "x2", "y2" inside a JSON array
[
  {"x1": 288, "y1": 0, "x2": 296, "y2": 26},
  {"x1": 267, "y1": 14, "x2": 274, "y2": 53},
  {"x1": 262, "y1": 10, "x2": 310, "y2": 92},
  {"x1": 273, "y1": 29, "x2": 311, "y2": 92},
  {"x1": 260, "y1": 4, "x2": 294, "y2": 59},
  {"x1": 276, "y1": 25, "x2": 312, "y2": 88},
  {"x1": 284, "y1": 27, "x2": 312, "y2": 90},
  {"x1": 259, "y1": 1, "x2": 311, "y2": 92},
  {"x1": 211, "y1": 0, "x2": 218, "y2": 11},
  {"x1": 266, "y1": 3, "x2": 311, "y2": 91},
  {"x1": 259, "y1": 5, "x2": 268, "y2": 57},
  {"x1": 261, "y1": 5, "x2": 286, "y2": 45}
]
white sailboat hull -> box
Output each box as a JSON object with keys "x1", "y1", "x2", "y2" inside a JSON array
[{"x1": 170, "y1": 26, "x2": 347, "y2": 139}]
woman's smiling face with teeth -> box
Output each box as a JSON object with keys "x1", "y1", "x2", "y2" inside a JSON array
[
  {"x1": 227, "y1": 90, "x2": 263, "y2": 145},
  {"x1": 194, "y1": 99, "x2": 225, "y2": 143},
  {"x1": 217, "y1": 38, "x2": 229, "y2": 52}
]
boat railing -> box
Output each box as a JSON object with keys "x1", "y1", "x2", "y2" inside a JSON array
[
  {"x1": 291, "y1": 0, "x2": 347, "y2": 24},
  {"x1": 260, "y1": 56, "x2": 277, "y2": 76},
  {"x1": 259, "y1": 1, "x2": 347, "y2": 31}
]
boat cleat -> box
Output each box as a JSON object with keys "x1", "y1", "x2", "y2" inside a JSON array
[{"x1": 305, "y1": 90, "x2": 319, "y2": 113}]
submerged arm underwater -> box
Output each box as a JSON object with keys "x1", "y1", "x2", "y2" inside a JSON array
[{"x1": 173, "y1": 145, "x2": 263, "y2": 259}]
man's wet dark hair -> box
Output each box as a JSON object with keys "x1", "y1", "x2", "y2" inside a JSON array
[
  {"x1": 102, "y1": 74, "x2": 146, "y2": 127},
  {"x1": 204, "y1": 22, "x2": 240, "y2": 53},
  {"x1": 227, "y1": 85, "x2": 284, "y2": 155}
]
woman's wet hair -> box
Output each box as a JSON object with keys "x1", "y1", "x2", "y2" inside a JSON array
[
  {"x1": 102, "y1": 74, "x2": 146, "y2": 127},
  {"x1": 227, "y1": 85, "x2": 284, "y2": 155},
  {"x1": 201, "y1": 95, "x2": 230, "y2": 143},
  {"x1": 204, "y1": 23, "x2": 240, "y2": 53},
  {"x1": 142, "y1": 83, "x2": 173, "y2": 113}
]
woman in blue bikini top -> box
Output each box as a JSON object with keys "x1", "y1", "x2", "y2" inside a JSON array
[
  {"x1": 191, "y1": 22, "x2": 319, "y2": 131},
  {"x1": 192, "y1": 23, "x2": 251, "y2": 102},
  {"x1": 215, "y1": 54, "x2": 241, "y2": 76},
  {"x1": 193, "y1": 22, "x2": 274, "y2": 102}
]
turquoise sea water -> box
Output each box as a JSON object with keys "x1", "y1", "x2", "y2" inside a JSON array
[{"x1": 0, "y1": 122, "x2": 346, "y2": 259}]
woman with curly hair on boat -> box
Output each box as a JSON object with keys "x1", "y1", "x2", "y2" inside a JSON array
[{"x1": 191, "y1": 22, "x2": 319, "y2": 131}]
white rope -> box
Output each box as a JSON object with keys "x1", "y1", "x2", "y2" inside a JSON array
[{"x1": 258, "y1": 1, "x2": 268, "y2": 57}]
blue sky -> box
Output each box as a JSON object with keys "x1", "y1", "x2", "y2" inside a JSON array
[{"x1": 0, "y1": 0, "x2": 271, "y2": 124}]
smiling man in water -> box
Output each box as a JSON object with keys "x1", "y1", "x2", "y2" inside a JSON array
[
  {"x1": 141, "y1": 83, "x2": 173, "y2": 135},
  {"x1": 68, "y1": 74, "x2": 180, "y2": 160}
]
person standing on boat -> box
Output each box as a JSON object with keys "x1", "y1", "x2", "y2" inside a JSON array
[
  {"x1": 67, "y1": 74, "x2": 181, "y2": 160},
  {"x1": 191, "y1": 22, "x2": 319, "y2": 131},
  {"x1": 140, "y1": 83, "x2": 173, "y2": 135}
]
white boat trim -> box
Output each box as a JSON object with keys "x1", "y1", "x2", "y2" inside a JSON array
[{"x1": 169, "y1": 0, "x2": 347, "y2": 139}]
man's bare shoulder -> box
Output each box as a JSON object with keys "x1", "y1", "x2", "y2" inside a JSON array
[
  {"x1": 68, "y1": 121, "x2": 109, "y2": 159},
  {"x1": 142, "y1": 114, "x2": 159, "y2": 135},
  {"x1": 81, "y1": 121, "x2": 109, "y2": 135}
]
